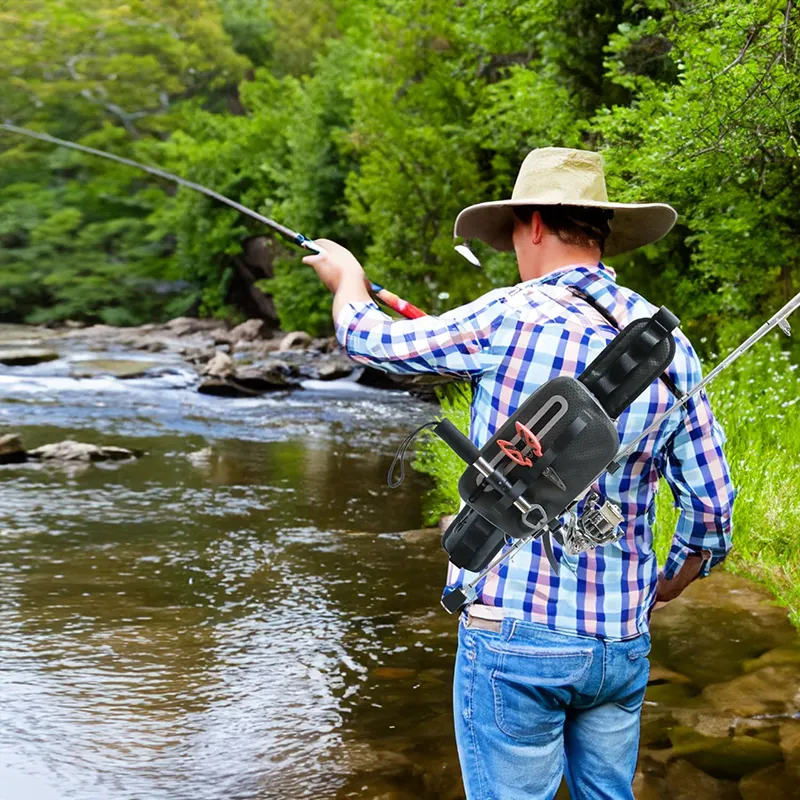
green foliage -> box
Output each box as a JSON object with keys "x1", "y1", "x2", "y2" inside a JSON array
[
  {"x1": 2, "y1": 0, "x2": 797, "y2": 335},
  {"x1": 412, "y1": 382, "x2": 473, "y2": 527},
  {"x1": 653, "y1": 341, "x2": 800, "y2": 625}
]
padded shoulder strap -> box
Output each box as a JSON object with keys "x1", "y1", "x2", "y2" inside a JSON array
[{"x1": 567, "y1": 286, "x2": 683, "y2": 402}]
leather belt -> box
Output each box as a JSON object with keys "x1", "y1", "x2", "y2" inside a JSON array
[{"x1": 465, "y1": 608, "x2": 503, "y2": 632}]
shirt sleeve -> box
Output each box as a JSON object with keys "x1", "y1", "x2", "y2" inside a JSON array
[
  {"x1": 333, "y1": 288, "x2": 510, "y2": 378},
  {"x1": 660, "y1": 388, "x2": 736, "y2": 580}
]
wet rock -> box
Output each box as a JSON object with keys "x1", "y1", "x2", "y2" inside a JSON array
[
  {"x1": 311, "y1": 335, "x2": 339, "y2": 354},
  {"x1": 0, "y1": 348, "x2": 59, "y2": 366},
  {"x1": 355, "y1": 367, "x2": 456, "y2": 399},
  {"x1": 140, "y1": 340, "x2": 167, "y2": 353},
  {"x1": 739, "y1": 763, "x2": 800, "y2": 799},
  {"x1": 202, "y1": 351, "x2": 234, "y2": 378},
  {"x1": 228, "y1": 318, "x2": 266, "y2": 343},
  {"x1": 166, "y1": 317, "x2": 223, "y2": 337},
  {"x1": 317, "y1": 359, "x2": 355, "y2": 381},
  {"x1": 780, "y1": 719, "x2": 800, "y2": 776},
  {"x1": 196, "y1": 378, "x2": 264, "y2": 397},
  {"x1": 700, "y1": 665, "x2": 800, "y2": 717},
  {"x1": 742, "y1": 642, "x2": 800, "y2": 673},
  {"x1": 70, "y1": 358, "x2": 163, "y2": 379},
  {"x1": 667, "y1": 726, "x2": 783, "y2": 780},
  {"x1": 234, "y1": 361, "x2": 299, "y2": 391},
  {"x1": 27, "y1": 441, "x2": 138, "y2": 462},
  {"x1": 632, "y1": 771, "x2": 664, "y2": 800},
  {"x1": 400, "y1": 527, "x2": 441, "y2": 544},
  {"x1": 0, "y1": 433, "x2": 27, "y2": 464},
  {"x1": 279, "y1": 330, "x2": 313, "y2": 351},
  {"x1": 648, "y1": 662, "x2": 693, "y2": 685},
  {"x1": 649, "y1": 571, "x2": 797, "y2": 687},
  {"x1": 643, "y1": 681, "x2": 698, "y2": 708},
  {"x1": 665, "y1": 759, "x2": 740, "y2": 799}
]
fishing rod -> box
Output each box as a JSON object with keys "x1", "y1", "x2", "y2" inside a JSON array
[{"x1": 0, "y1": 123, "x2": 426, "y2": 320}]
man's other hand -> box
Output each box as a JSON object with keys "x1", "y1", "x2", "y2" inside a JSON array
[
  {"x1": 301, "y1": 238, "x2": 366, "y2": 294},
  {"x1": 655, "y1": 550, "x2": 712, "y2": 604}
]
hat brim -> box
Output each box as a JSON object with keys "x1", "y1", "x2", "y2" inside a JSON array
[{"x1": 453, "y1": 200, "x2": 677, "y2": 257}]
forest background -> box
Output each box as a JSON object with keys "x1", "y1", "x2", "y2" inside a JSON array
[{"x1": 1, "y1": 0, "x2": 799, "y2": 617}]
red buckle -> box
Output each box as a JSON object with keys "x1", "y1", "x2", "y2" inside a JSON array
[
  {"x1": 515, "y1": 421, "x2": 543, "y2": 457},
  {"x1": 497, "y1": 439, "x2": 533, "y2": 467}
]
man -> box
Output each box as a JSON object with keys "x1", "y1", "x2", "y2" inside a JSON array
[{"x1": 303, "y1": 147, "x2": 734, "y2": 799}]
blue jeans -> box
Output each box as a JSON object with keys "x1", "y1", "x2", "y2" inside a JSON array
[{"x1": 453, "y1": 615, "x2": 651, "y2": 800}]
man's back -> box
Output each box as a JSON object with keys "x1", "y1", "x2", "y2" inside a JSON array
[{"x1": 335, "y1": 261, "x2": 735, "y2": 639}]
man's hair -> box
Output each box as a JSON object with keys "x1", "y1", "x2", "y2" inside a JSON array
[{"x1": 512, "y1": 205, "x2": 614, "y2": 256}]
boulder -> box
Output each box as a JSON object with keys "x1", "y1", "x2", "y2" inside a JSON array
[
  {"x1": 742, "y1": 643, "x2": 800, "y2": 673},
  {"x1": 197, "y1": 378, "x2": 259, "y2": 397},
  {"x1": 666, "y1": 726, "x2": 783, "y2": 780},
  {"x1": 739, "y1": 763, "x2": 800, "y2": 799},
  {"x1": 700, "y1": 665, "x2": 800, "y2": 718},
  {"x1": 649, "y1": 571, "x2": 797, "y2": 687},
  {"x1": 317, "y1": 359, "x2": 355, "y2": 381},
  {"x1": 202, "y1": 351, "x2": 234, "y2": 378},
  {"x1": 780, "y1": 719, "x2": 800, "y2": 777},
  {"x1": 165, "y1": 317, "x2": 223, "y2": 337},
  {"x1": 234, "y1": 361, "x2": 299, "y2": 391},
  {"x1": 70, "y1": 358, "x2": 162, "y2": 379},
  {"x1": 279, "y1": 330, "x2": 313, "y2": 351},
  {"x1": 0, "y1": 433, "x2": 26, "y2": 464},
  {"x1": 0, "y1": 348, "x2": 59, "y2": 366},
  {"x1": 27, "y1": 441, "x2": 138, "y2": 462},
  {"x1": 228, "y1": 319, "x2": 266, "y2": 343},
  {"x1": 664, "y1": 759, "x2": 740, "y2": 799}
]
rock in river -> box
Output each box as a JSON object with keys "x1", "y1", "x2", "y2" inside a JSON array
[
  {"x1": 228, "y1": 319, "x2": 266, "y2": 343},
  {"x1": 279, "y1": 331, "x2": 312, "y2": 351},
  {"x1": 0, "y1": 433, "x2": 27, "y2": 464},
  {"x1": 0, "y1": 348, "x2": 59, "y2": 366},
  {"x1": 202, "y1": 351, "x2": 234, "y2": 378},
  {"x1": 27, "y1": 441, "x2": 139, "y2": 462}
]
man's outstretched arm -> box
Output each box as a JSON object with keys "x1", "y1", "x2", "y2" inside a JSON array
[{"x1": 303, "y1": 238, "x2": 509, "y2": 377}]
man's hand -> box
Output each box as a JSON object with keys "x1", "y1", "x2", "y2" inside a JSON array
[
  {"x1": 655, "y1": 550, "x2": 711, "y2": 604},
  {"x1": 301, "y1": 238, "x2": 366, "y2": 294}
]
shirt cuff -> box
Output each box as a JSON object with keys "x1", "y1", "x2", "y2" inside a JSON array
[
  {"x1": 662, "y1": 540, "x2": 718, "y2": 580},
  {"x1": 334, "y1": 299, "x2": 383, "y2": 353}
]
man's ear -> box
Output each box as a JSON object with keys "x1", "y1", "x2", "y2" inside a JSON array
[{"x1": 531, "y1": 210, "x2": 544, "y2": 246}]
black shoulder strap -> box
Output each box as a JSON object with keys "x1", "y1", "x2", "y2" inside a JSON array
[{"x1": 566, "y1": 285, "x2": 683, "y2": 402}]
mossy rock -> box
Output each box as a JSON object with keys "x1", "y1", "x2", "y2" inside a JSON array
[{"x1": 667, "y1": 727, "x2": 783, "y2": 780}]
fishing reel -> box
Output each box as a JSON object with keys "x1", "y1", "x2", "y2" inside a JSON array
[
  {"x1": 562, "y1": 491, "x2": 625, "y2": 556},
  {"x1": 391, "y1": 302, "x2": 682, "y2": 614}
]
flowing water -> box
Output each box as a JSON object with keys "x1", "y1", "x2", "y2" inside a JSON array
[{"x1": 1, "y1": 328, "x2": 799, "y2": 800}]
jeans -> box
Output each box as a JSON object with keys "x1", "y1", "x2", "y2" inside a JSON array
[{"x1": 453, "y1": 614, "x2": 651, "y2": 800}]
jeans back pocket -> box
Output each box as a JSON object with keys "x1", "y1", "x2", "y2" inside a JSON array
[{"x1": 489, "y1": 644, "x2": 593, "y2": 743}]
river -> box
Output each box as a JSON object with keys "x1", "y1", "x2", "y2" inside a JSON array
[{"x1": 1, "y1": 327, "x2": 799, "y2": 799}]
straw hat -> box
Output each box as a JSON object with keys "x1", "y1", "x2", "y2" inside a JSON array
[{"x1": 454, "y1": 147, "x2": 677, "y2": 257}]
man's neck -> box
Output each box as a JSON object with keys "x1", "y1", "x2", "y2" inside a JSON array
[{"x1": 518, "y1": 248, "x2": 602, "y2": 282}]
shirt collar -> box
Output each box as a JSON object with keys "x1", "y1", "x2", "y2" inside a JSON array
[{"x1": 516, "y1": 261, "x2": 617, "y2": 290}]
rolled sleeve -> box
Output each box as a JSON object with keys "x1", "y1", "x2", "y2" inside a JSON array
[
  {"x1": 661, "y1": 389, "x2": 736, "y2": 579},
  {"x1": 333, "y1": 289, "x2": 509, "y2": 378}
]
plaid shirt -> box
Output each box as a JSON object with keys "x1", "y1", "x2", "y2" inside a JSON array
[{"x1": 334, "y1": 262, "x2": 735, "y2": 640}]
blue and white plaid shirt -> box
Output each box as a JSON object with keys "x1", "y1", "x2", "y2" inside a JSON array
[{"x1": 335, "y1": 261, "x2": 735, "y2": 639}]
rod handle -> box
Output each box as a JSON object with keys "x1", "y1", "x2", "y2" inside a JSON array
[{"x1": 434, "y1": 419, "x2": 481, "y2": 465}]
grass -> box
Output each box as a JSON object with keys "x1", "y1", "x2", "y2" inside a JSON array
[{"x1": 415, "y1": 340, "x2": 800, "y2": 627}]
